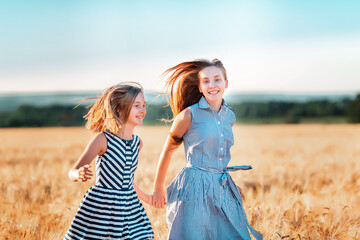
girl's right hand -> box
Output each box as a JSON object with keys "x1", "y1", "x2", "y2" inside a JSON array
[
  {"x1": 78, "y1": 165, "x2": 93, "y2": 182},
  {"x1": 69, "y1": 165, "x2": 93, "y2": 182},
  {"x1": 152, "y1": 188, "x2": 166, "y2": 209}
]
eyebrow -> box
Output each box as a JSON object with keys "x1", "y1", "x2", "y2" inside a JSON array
[
  {"x1": 201, "y1": 75, "x2": 221, "y2": 79},
  {"x1": 134, "y1": 101, "x2": 146, "y2": 104}
]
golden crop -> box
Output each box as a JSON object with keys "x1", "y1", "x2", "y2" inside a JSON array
[{"x1": 0, "y1": 125, "x2": 359, "y2": 239}]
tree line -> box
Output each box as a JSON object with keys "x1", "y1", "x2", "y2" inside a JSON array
[{"x1": 0, "y1": 94, "x2": 359, "y2": 127}]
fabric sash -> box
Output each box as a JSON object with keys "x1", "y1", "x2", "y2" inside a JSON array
[{"x1": 186, "y1": 163, "x2": 263, "y2": 240}]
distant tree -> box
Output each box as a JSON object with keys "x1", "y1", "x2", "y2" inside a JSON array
[
  {"x1": 6, "y1": 105, "x2": 42, "y2": 127},
  {"x1": 284, "y1": 104, "x2": 304, "y2": 123},
  {"x1": 0, "y1": 97, "x2": 356, "y2": 127},
  {"x1": 2, "y1": 105, "x2": 87, "y2": 127},
  {"x1": 347, "y1": 94, "x2": 360, "y2": 123}
]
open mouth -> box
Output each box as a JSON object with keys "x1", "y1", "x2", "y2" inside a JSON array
[{"x1": 208, "y1": 90, "x2": 220, "y2": 95}]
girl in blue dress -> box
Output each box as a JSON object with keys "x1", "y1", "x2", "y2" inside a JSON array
[
  {"x1": 64, "y1": 82, "x2": 154, "y2": 240},
  {"x1": 152, "y1": 59, "x2": 263, "y2": 240}
]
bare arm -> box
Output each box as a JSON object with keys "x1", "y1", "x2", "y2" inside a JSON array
[
  {"x1": 134, "y1": 183, "x2": 152, "y2": 205},
  {"x1": 68, "y1": 133, "x2": 107, "y2": 182},
  {"x1": 152, "y1": 108, "x2": 192, "y2": 208}
]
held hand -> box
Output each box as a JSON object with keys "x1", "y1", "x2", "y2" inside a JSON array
[
  {"x1": 152, "y1": 188, "x2": 166, "y2": 209},
  {"x1": 142, "y1": 194, "x2": 153, "y2": 206}
]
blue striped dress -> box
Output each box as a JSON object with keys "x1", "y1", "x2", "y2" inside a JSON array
[
  {"x1": 64, "y1": 131, "x2": 154, "y2": 240},
  {"x1": 166, "y1": 97, "x2": 262, "y2": 240}
]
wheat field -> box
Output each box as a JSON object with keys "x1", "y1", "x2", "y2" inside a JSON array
[{"x1": 0, "y1": 125, "x2": 359, "y2": 239}]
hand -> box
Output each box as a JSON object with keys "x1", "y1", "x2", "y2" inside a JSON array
[
  {"x1": 237, "y1": 185, "x2": 245, "y2": 200},
  {"x1": 152, "y1": 188, "x2": 166, "y2": 209},
  {"x1": 142, "y1": 194, "x2": 153, "y2": 206},
  {"x1": 77, "y1": 164, "x2": 93, "y2": 182}
]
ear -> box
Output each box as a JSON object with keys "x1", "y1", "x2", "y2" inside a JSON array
[{"x1": 225, "y1": 79, "x2": 228, "y2": 89}]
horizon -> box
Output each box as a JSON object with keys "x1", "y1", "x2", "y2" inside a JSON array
[{"x1": 0, "y1": 90, "x2": 355, "y2": 113}]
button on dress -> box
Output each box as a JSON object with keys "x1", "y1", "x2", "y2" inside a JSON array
[{"x1": 166, "y1": 97, "x2": 262, "y2": 240}]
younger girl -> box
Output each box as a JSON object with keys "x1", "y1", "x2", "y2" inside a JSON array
[
  {"x1": 152, "y1": 59, "x2": 263, "y2": 240},
  {"x1": 64, "y1": 82, "x2": 154, "y2": 240}
]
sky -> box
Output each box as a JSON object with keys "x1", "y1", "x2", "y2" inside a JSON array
[{"x1": 0, "y1": 0, "x2": 360, "y2": 94}]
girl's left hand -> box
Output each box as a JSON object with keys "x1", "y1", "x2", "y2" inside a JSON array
[{"x1": 152, "y1": 188, "x2": 166, "y2": 209}]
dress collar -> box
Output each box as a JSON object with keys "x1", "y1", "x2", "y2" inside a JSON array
[{"x1": 198, "y1": 96, "x2": 228, "y2": 110}]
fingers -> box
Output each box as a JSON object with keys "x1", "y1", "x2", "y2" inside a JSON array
[
  {"x1": 79, "y1": 166, "x2": 93, "y2": 174},
  {"x1": 151, "y1": 197, "x2": 157, "y2": 207},
  {"x1": 154, "y1": 201, "x2": 163, "y2": 209},
  {"x1": 78, "y1": 165, "x2": 93, "y2": 182},
  {"x1": 79, "y1": 166, "x2": 93, "y2": 175},
  {"x1": 153, "y1": 199, "x2": 159, "y2": 208},
  {"x1": 78, "y1": 174, "x2": 91, "y2": 182},
  {"x1": 157, "y1": 200, "x2": 163, "y2": 209},
  {"x1": 152, "y1": 197, "x2": 166, "y2": 209},
  {"x1": 162, "y1": 195, "x2": 166, "y2": 208},
  {"x1": 148, "y1": 195, "x2": 153, "y2": 205}
]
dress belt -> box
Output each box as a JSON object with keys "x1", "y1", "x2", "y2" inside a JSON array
[
  {"x1": 185, "y1": 163, "x2": 263, "y2": 240},
  {"x1": 186, "y1": 163, "x2": 252, "y2": 186}
]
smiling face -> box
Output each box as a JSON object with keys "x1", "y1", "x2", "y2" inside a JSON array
[
  {"x1": 125, "y1": 91, "x2": 146, "y2": 126},
  {"x1": 198, "y1": 66, "x2": 228, "y2": 104}
]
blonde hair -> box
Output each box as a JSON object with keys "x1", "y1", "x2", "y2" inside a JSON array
[
  {"x1": 84, "y1": 82, "x2": 143, "y2": 133},
  {"x1": 163, "y1": 59, "x2": 227, "y2": 119}
]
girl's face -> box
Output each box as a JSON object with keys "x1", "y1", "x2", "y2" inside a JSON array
[
  {"x1": 126, "y1": 92, "x2": 146, "y2": 126},
  {"x1": 198, "y1": 66, "x2": 228, "y2": 103}
]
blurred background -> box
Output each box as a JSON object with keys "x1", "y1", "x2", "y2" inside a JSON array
[
  {"x1": 1, "y1": 2, "x2": 360, "y2": 239},
  {"x1": 1, "y1": 0, "x2": 360, "y2": 126}
]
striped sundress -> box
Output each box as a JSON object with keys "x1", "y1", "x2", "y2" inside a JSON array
[{"x1": 64, "y1": 131, "x2": 154, "y2": 240}]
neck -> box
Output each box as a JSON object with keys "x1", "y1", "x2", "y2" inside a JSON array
[
  {"x1": 207, "y1": 99, "x2": 222, "y2": 112},
  {"x1": 116, "y1": 124, "x2": 135, "y2": 140}
]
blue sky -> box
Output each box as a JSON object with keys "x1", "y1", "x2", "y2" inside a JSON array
[{"x1": 1, "y1": 0, "x2": 360, "y2": 93}]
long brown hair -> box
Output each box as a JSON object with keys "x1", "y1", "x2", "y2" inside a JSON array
[
  {"x1": 84, "y1": 82, "x2": 143, "y2": 133},
  {"x1": 163, "y1": 58, "x2": 227, "y2": 119}
]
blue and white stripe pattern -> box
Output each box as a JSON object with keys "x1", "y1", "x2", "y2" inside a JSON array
[{"x1": 64, "y1": 131, "x2": 154, "y2": 240}]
